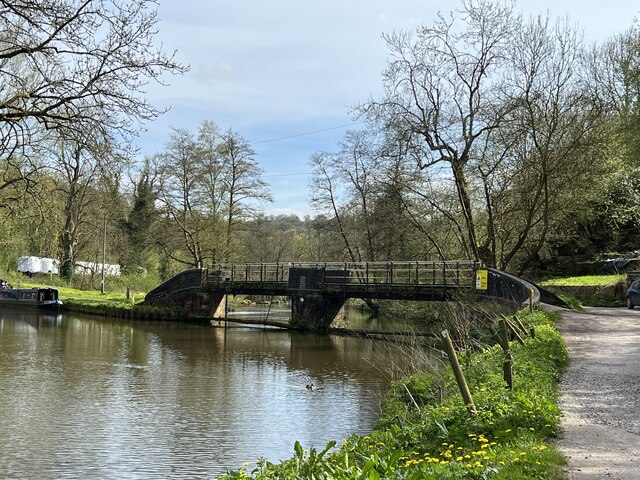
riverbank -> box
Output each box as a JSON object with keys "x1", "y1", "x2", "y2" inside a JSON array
[{"x1": 221, "y1": 309, "x2": 568, "y2": 479}]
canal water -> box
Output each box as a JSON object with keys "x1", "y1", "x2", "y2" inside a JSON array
[{"x1": 0, "y1": 308, "x2": 434, "y2": 479}]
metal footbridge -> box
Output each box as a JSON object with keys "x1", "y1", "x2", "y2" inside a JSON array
[{"x1": 145, "y1": 260, "x2": 539, "y2": 329}]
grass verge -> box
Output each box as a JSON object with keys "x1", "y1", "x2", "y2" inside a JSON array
[
  {"x1": 539, "y1": 274, "x2": 625, "y2": 287},
  {"x1": 220, "y1": 309, "x2": 568, "y2": 479}
]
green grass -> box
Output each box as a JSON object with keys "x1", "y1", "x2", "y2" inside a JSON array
[
  {"x1": 6, "y1": 278, "x2": 261, "y2": 311},
  {"x1": 539, "y1": 274, "x2": 625, "y2": 287},
  {"x1": 11, "y1": 282, "x2": 141, "y2": 307},
  {"x1": 220, "y1": 309, "x2": 568, "y2": 479}
]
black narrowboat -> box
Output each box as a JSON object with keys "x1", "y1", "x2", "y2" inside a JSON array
[{"x1": 0, "y1": 285, "x2": 63, "y2": 310}]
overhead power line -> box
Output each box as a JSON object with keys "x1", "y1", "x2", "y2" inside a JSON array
[{"x1": 252, "y1": 121, "x2": 363, "y2": 145}]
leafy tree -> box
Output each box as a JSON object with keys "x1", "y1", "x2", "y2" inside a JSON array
[
  {"x1": 0, "y1": 0, "x2": 185, "y2": 280},
  {"x1": 121, "y1": 158, "x2": 158, "y2": 273}
]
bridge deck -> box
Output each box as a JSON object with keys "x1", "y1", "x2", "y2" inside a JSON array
[{"x1": 205, "y1": 261, "x2": 478, "y2": 299}]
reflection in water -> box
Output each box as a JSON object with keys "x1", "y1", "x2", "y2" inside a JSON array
[
  {"x1": 227, "y1": 302, "x2": 428, "y2": 332},
  {"x1": 0, "y1": 309, "x2": 431, "y2": 479}
]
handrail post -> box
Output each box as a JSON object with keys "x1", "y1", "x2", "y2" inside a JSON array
[{"x1": 442, "y1": 261, "x2": 446, "y2": 286}]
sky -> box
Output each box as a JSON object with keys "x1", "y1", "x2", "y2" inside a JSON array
[{"x1": 136, "y1": 0, "x2": 639, "y2": 218}]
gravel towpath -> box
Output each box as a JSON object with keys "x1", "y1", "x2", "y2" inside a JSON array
[{"x1": 555, "y1": 306, "x2": 640, "y2": 479}]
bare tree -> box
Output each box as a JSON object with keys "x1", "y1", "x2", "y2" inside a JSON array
[
  {"x1": 153, "y1": 123, "x2": 271, "y2": 267},
  {"x1": 309, "y1": 151, "x2": 360, "y2": 262},
  {"x1": 362, "y1": 1, "x2": 517, "y2": 264},
  {"x1": 218, "y1": 129, "x2": 272, "y2": 262},
  {"x1": 197, "y1": 120, "x2": 228, "y2": 264},
  {"x1": 0, "y1": 0, "x2": 187, "y2": 154},
  {"x1": 51, "y1": 127, "x2": 120, "y2": 281},
  {"x1": 358, "y1": 2, "x2": 607, "y2": 271},
  {"x1": 155, "y1": 128, "x2": 206, "y2": 268}
]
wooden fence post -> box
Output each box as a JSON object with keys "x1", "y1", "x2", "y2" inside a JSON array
[
  {"x1": 440, "y1": 329, "x2": 477, "y2": 415},
  {"x1": 501, "y1": 315, "x2": 526, "y2": 346},
  {"x1": 497, "y1": 318, "x2": 514, "y2": 390},
  {"x1": 512, "y1": 315, "x2": 533, "y2": 339}
]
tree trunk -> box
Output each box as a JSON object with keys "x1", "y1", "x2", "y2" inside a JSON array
[{"x1": 451, "y1": 159, "x2": 481, "y2": 262}]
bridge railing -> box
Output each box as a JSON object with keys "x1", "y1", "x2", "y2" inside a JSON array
[
  {"x1": 206, "y1": 260, "x2": 478, "y2": 288},
  {"x1": 326, "y1": 261, "x2": 477, "y2": 287},
  {"x1": 208, "y1": 263, "x2": 294, "y2": 284}
]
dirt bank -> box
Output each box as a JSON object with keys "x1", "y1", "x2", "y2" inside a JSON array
[{"x1": 555, "y1": 306, "x2": 640, "y2": 479}]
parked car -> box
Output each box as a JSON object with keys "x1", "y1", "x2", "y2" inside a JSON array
[{"x1": 627, "y1": 280, "x2": 640, "y2": 309}]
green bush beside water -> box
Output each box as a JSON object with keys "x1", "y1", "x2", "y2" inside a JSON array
[{"x1": 221, "y1": 309, "x2": 568, "y2": 479}]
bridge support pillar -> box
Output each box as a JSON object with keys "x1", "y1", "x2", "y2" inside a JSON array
[
  {"x1": 291, "y1": 293, "x2": 344, "y2": 332},
  {"x1": 208, "y1": 293, "x2": 226, "y2": 318}
]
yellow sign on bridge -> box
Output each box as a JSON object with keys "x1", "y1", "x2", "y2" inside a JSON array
[{"x1": 475, "y1": 269, "x2": 488, "y2": 290}]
